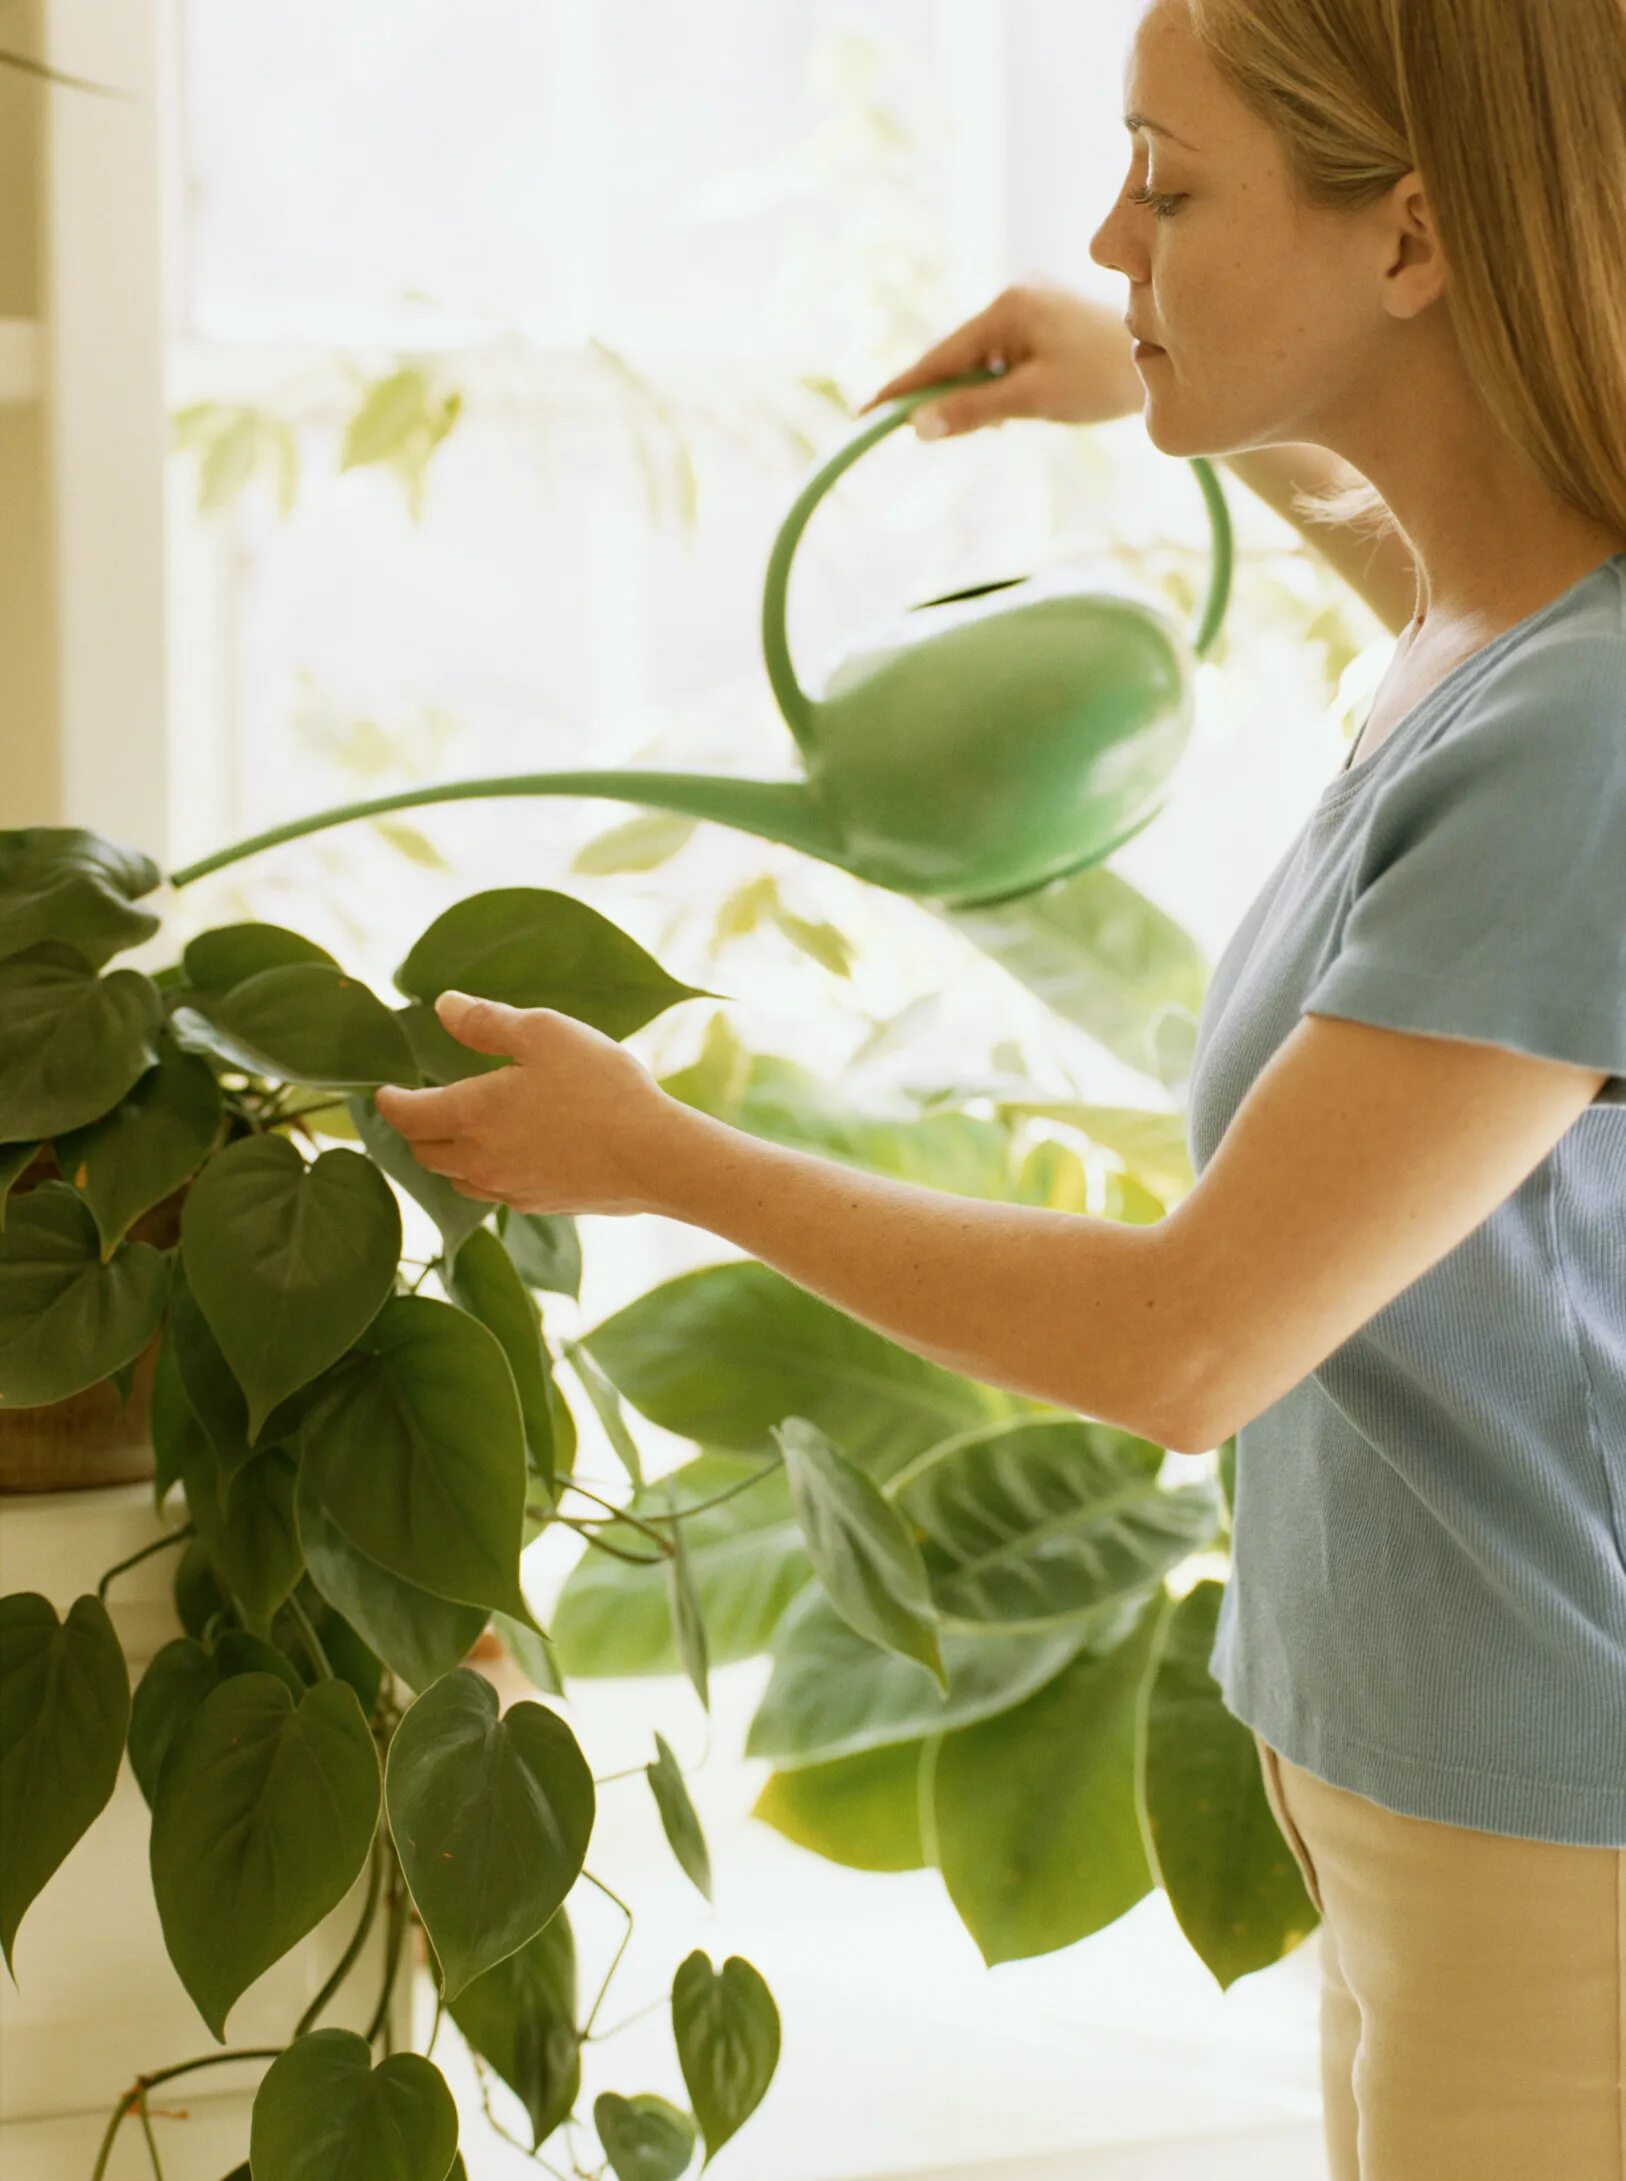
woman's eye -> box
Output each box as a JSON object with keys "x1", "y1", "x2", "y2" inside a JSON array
[{"x1": 1126, "y1": 183, "x2": 1185, "y2": 220}]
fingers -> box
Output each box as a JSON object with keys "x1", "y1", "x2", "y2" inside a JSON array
[
  {"x1": 374, "y1": 1079, "x2": 479, "y2": 1140},
  {"x1": 855, "y1": 290, "x2": 1021, "y2": 417}
]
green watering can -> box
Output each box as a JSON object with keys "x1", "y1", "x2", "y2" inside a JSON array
[{"x1": 168, "y1": 367, "x2": 1233, "y2": 907}]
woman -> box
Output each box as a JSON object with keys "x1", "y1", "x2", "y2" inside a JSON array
[{"x1": 378, "y1": 2, "x2": 1626, "y2": 2172}]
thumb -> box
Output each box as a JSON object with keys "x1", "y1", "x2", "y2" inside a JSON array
[
  {"x1": 434, "y1": 988, "x2": 522, "y2": 1053},
  {"x1": 913, "y1": 362, "x2": 1021, "y2": 441}
]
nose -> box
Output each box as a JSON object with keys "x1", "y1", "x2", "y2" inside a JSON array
[{"x1": 1090, "y1": 191, "x2": 1143, "y2": 280}]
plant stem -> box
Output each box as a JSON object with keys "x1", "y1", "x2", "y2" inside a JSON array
[
  {"x1": 285, "y1": 1590, "x2": 335, "y2": 1680},
  {"x1": 553, "y1": 1479, "x2": 670, "y2": 1549},
  {"x1": 136, "y1": 2086, "x2": 164, "y2": 2179},
  {"x1": 364, "y1": 1847, "x2": 409, "y2": 2048},
  {"x1": 89, "y1": 2052, "x2": 283, "y2": 2181},
  {"x1": 555, "y1": 1518, "x2": 662, "y2": 1567},
  {"x1": 577, "y1": 1871, "x2": 633, "y2": 2041},
  {"x1": 582, "y1": 1988, "x2": 669, "y2": 2043},
  {"x1": 96, "y1": 1523, "x2": 195, "y2": 1601},
  {"x1": 562, "y1": 1457, "x2": 784, "y2": 1529},
  {"x1": 295, "y1": 1828, "x2": 385, "y2": 2038}
]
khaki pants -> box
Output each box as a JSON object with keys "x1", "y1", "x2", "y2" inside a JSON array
[{"x1": 1253, "y1": 1730, "x2": 1626, "y2": 2181}]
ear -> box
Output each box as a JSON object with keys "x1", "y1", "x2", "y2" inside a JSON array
[{"x1": 434, "y1": 989, "x2": 526, "y2": 1056}]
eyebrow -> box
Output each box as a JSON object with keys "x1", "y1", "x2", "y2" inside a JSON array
[{"x1": 1123, "y1": 112, "x2": 1202, "y2": 152}]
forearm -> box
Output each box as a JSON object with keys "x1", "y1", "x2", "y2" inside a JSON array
[
  {"x1": 642, "y1": 1099, "x2": 1192, "y2": 1449},
  {"x1": 1222, "y1": 442, "x2": 1418, "y2": 637}
]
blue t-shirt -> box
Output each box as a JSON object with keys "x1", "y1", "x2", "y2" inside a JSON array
[{"x1": 1187, "y1": 549, "x2": 1626, "y2": 1846}]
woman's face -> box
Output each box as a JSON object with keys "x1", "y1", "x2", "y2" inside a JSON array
[{"x1": 1089, "y1": 0, "x2": 1424, "y2": 458}]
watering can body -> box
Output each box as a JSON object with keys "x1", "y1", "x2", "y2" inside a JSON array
[{"x1": 166, "y1": 367, "x2": 1232, "y2": 903}]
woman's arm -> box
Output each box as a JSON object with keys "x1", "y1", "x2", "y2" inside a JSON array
[{"x1": 1222, "y1": 442, "x2": 1419, "y2": 638}]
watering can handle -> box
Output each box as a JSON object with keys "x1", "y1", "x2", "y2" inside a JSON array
[{"x1": 760, "y1": 364, "x2": 1234, "y2": 753}]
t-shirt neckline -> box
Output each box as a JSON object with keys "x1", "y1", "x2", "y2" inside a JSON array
[{"x1": 1313, "y1": 549, "x2": 1626, "y2": 816}]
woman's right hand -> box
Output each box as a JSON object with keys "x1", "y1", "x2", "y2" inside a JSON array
[{"x1": 856, "y1": 283, "x2": 1145, "y2": 439}]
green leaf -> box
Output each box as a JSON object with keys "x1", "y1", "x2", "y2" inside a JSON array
[
  {"x1": 940, "y1": 865, "x2": 1208, "y2": 1094},
  {"x1": 347, "y1": 1090, "x2": 490, "y2": 1260},
  {"x1": 198, "y1": 410, "x2": 263, "y2": 510},
  {"x1": 563, "y1": 1337, "x2": 643, "y2": 1488},
  {"x1": 297, "y1": 1295, "x2": 536, "y2": 1626},
  {"x1": 444, "y1": 1226, "x2": 557, "y2": 1497},
  {"x1": 170, "y1": 962, "x2": 419, "y2": 1090},
  {"x1": 54, "y1": 1031, "x2": 223, "y2": 1255},
  {"x1": 446, "y1": 1908, "x2": 579, "y2": 2151},
  {"x1": 249, "y1": 2026, "x2": 459, "y2": 2181},
  {"x1": 664, "y1": 1497, "x2": 709, "y2": 1714},
  {"x1": 0, "y1": 1593, "x2": 130, "y2": 1976},
  {"x1": 1142, "y1": 1577, "x2": 1317, "y2": 1986},
  {"x1": 570, "y1": 810, "x2": 699, "y2": 875},
  {"x1": 581, "y1": 1260, "x2": 1021, "y2": 1473},
  {"x1": 171, "y1": 1533, "x2": 234, "y2": 1640},
  {"x1": 384, "y1": 1667, "x2": 594, "y2": 2001},
  {"x1": 150, "y1": 1674, "x2": 380, "y2": 2040},
  {"x1": 595, "y1": 2091, "x2": 698, "y2": 2181},
  {"x1": 751, "y1": 1739, "x2": 929, "y2": 1872},
  {"x1": 0, "y1": 1182, "x2": 169, "y2": 1406},
  {"x1": 645, "y1": 1733, "x2": 712, "y2": 1902},
  {"x1": 395, "y1": 886, "x2": 713, "y2": 1040},
  {"x1": 126, "y1": 1629, "x2": 301, "y2": 1808},
  {"x1": 0, "y1": 1140, "x2": 40, "y2": 1229},
  {"x1": 489, "y1": 1609, "x2": 564, "y2": 1696},
  {"x1": 180, "y1": 1134, "x2": 401, "y2": 1439},
  {"x1": 342, "y1": 368, "x2": 429, "y2": 470},
  {"x1": 181, "y1": 921, "x2": 339, "y2": 992},
  {"x1": 0, "y1": 825, "x2": 160, "y2": 970},
  {"x1": 496, "y1": 1204, "x2": 581, "y2": 1298},
  {"x1": 550, "y1": 1452, "x2": 806, "y2": 1679},
  {"x1": 671, "y1": 1952, "x2": 779, "y2": 2166},
  {"x1": 165, "y1": 1257, "x2": 312, "y2": 1480},
  {"x1": 926, "y1": 1594, "x2": 1169, "y2": 1966},
  {"x1": 745, "y1": 1584, "x2": 1104, "y2": 1771},
  {"x1": 294, "y1": 1457, "x2": 488, "y2": 1696},
  {"x1": 272, "y1": 1577, "x2": 385, "y2": 1718},
  {"x1": 767, "y1": 903, "x2": 853, "y2": 978},
  {"x1": 775, "y1": 1417, "x2": 944, "y2": 1688},
  {"x1": 0, "y1": 942, "x2": 163, "y2": 1138},
  {"x1": 893, "y1": 1416, "x2": 1223, "y2": 1631},
  {"x1": 990, "y1": 1097, "x2": 1194, "y2": 1202}
]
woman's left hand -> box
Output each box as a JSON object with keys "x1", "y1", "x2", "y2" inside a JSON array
[{"x1": 373, "y1": 989, "x2": 675, "y2": 1218}]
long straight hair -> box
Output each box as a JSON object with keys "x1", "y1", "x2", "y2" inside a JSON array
[{"x1": 1183, "y1": 0, "x2": 1626, "y2": 547}]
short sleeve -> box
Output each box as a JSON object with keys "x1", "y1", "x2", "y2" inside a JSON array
[{"x1": 1302, "y1": 625, "x2": 1626, "y2": 1105}]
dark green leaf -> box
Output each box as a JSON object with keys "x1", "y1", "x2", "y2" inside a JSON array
[
  {"x1": 395, "y1": 887, "x2": 712, "y2": 1040},
  {"x1": 54, "y1": 1031, "x2": 223, "y2": 1255},
  {"x1": 181, "y1": 921, "x2": 339, "y2": 992},
  {"x1": 180, "y1": 1134, "x2": 401, "y2": 1438},
  {"x1": 0, "y1": 1593, "x2": 130, "y2": 1976},
  {"x1": 595, "y1": 2091, "x2": 697, "y2": 2181},
  {"x1": 170, "y1": 962, "x2": 419, "y2": 1090},
  {"x1": 0, "y1": 826, "x2": 160, "y2": 970},
  {"x1": 0, "y1": 1140, "x2": 40, "y2": 1229},
  {"x1": 496, "y1": 1205, "x2": 581, "y2": 1298},
  {"x1": 348, "y1": 1090, "x2": 489, "y2": 1258},
  {"x1": 295, "y1": 1458, "x2": 487, "y2": 1696},
  {"x1": 645, "y1": 1733, "x2": 711, "y2": 1902},
  {"x1": 298, "y1": 1294, "x2": 537, "y2": 1626},
  {"x1": 671, "y1": 1952, "x2": 779, "y2": 2166},
  {"x1": 0, "y1": 942, "x2": 163, "y2": 1138},
  {"x1": 249, "y1": 2026, "x2": 458, "y2": 2181},
  {"x1": 446, "y1": 1908, "x2": 579, "y2": 2150},
  {"x1": 444, "y1": 1226, "x2": 556, "y2": 1496},
  {"x1": 0, "y1": 1181, "x2": 168, "y2": 1405},
  {"x1": 150, "y1": 1675, "x2": 381, "y2": 2041},
  {"x1": 775, "y1": 1417, "x2": 944, "y2": 1688},
  {"x1": 384, "y1": 1668, "x2": 594, "y2": 2001}
]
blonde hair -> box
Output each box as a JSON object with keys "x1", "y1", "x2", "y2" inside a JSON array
[{"x1": 1183, "y1": 0, "x2": 1626, "y2": 548}]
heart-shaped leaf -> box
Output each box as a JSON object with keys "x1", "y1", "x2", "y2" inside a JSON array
[
  {"x1": 671, "y1": 1951, "x2": 779, "y2": 2166},
  {"x1": 383, "y1": 1667, "x2": 594, "y2": 2001},
  {"x1": 751, "y1": 1738, "x2": 930, "y2": 1873},
  {"x1": 127, "y1": 1629, "x2": 302, "y2": 1808},
  {"x1": 496, "y1": 1205, "x2": 581, "y2": 1298},
  {"x1": 0, "y1": 1181, "x2": 169, "y2": 1405},
  {"x1": 297, "y1": 1295, "x2": 536, "y2": 1626},
  {"x1": 645, "y1": 1733, "x2": 712, "y2": 1903},
  {"x1": 171, "y1": 962, "x2": 419, "y2": 1089},
  {"x1": 249, "y1": 2026, "x2": 458, "y2": 2181},
  {"x1": 158, "y1": 1345, "x2": 302, "y2": 1639},
  {"x1": 0, "y1": 942, "x2": 163, "y2": 1138},
  {"x1": 181, "y1": 921, "x2": 339, "y2": 992},
  {"x1": 0, "y1": 1592, "x2": 130, "y2": 1975},
  {"x1": 0, "y1": 826, "x2": 160, "y2": 970},
  {"x1": 150, "y1": 1673, "x2": 381, "y2": 2041},
  {"x1": 165, "y1": 1256, "x2": 316, "y2": 1479},
  {"x1": 294, "y1": 1457, "x2": 487, "y2": 1696},
  {"x1": 395, "y1": 887, "x2": 714, "y2": 1040},
  {"x1": 443, "y1": 1226, "x2": 556, "y2": 1497},
  {"x1": 774, "y1": 1417, "x2": 944, "y2": 1688},
  {"x1": 595, "y1": 2091, "x2": 697, "y2": 2181},
  {"x1": 54, "y1": 1031, "x2": 222, "y2": 1255},
  {"x1": 445, "y1": 1908, "x2": 579, "y2": 2151},
  {"x1": 180, "y1": 1134, "x2": 401, "y2": 1438}
]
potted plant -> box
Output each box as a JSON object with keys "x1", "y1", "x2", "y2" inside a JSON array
[{"x1": 0, "y1": 825, "x2": 782, "y2": 2181}]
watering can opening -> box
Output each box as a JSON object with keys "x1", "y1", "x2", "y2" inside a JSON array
[{"x1": 165, "y1": 365, "x2": 1233, "y2": 907}]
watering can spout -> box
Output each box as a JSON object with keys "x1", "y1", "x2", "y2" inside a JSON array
[{"x1": 166, "y1": 769, "x2": 855, "y2": 891}]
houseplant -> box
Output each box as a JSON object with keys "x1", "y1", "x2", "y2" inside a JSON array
[{"x1": 0, "y1": 825, "x2": 783, "y2": 2181}]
